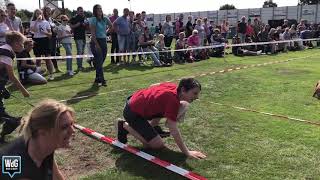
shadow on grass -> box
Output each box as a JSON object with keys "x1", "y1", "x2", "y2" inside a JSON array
[
  {"x1": 111, "y1": 147, "x2": 191, "y2": 180},
  {"x1": 28, "y1": 64, "x2": 185, "y2": 92},
  {"x1": 66, "y1": 84, "x2": 100, "y2": 105},
  {"x1": 103, "y1": 62, "x2": 154, "y2": 75}
]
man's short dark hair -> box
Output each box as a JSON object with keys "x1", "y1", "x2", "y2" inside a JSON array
[
  {"x1": 77, "y1": 7, "x2": 83, "y2": 11},
  {"x1": 177, "y1": 78, "x2": 201, "y2": 94}
]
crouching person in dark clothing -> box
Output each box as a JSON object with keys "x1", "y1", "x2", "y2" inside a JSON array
[
  {"x1": 0, "y1": 31, "x2": 30, "y2": 143},
  {"x1": 210, "y1": 29, "x2": 226, "y2": 57},
  {"x1": 232, "y1": 35, "x2": 262, "y2": 56}
]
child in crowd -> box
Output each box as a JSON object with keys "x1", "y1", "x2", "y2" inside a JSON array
[
  {"x1": 57, "y1": 15, "x2": 74, "y2": 76},
  {"x1": 174, "y1": 32, "x2": 189, "y2": 63},
  {"x1": 155, "y1": 34, "x2": 172, "y2": 65},
  {"x1": 16, "y1": 39, "x2": 47, "y2": 85}
]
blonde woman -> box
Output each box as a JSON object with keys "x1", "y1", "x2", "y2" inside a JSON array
[
  {"x1": 0, "y1": 99, "x2": 75, "y2": 179},
  {"x1": 30, "y1": 9, "x2": 54, "y2": 80}
]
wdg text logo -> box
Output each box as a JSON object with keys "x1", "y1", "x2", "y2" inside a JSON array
[{"x1": 2, "y1": 156, "x2": 21, "y2": 178}]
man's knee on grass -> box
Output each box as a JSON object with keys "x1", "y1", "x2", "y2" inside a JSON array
[{"x1": 148, "y1": 136, "x2": 165, "y2": 149}]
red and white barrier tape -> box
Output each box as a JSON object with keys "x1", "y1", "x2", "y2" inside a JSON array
[
  {"x1": 15, "y1": 37, "x2": 320, "y2": 61},
  {"x1": 210, "y1": 102, "x2": 320, "y2": 127},
  {"x1": 74, "y1": 124, "x2": 207, "y2": 180}
]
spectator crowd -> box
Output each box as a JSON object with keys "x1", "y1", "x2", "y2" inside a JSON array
[{"x1": 0, "y1": 3, "x2": 319, "y2": 86}]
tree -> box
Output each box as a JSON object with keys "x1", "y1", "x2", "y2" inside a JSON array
[
  {"x1": 263, "y1": 0, "x2": 278, "y2": 8},
  {"x1": 299, "y1": 0, "x2": 320, "y2": 5},
  {"x1": 16, "y1": 9, "x2": 33, "y2": 22},
  {"x1": 219, "y1": 4, "x2": 236, "y2": 10}
]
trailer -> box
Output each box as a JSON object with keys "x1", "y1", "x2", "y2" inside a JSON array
[{"x1": 146, "y1": 5, "x2": 320, "y2": 27}]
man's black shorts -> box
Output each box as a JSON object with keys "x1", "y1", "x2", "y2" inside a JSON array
[{"x1": 123, "y1": 96, "x2": 158, "y2": 142}]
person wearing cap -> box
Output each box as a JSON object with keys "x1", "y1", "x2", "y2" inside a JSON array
[{"x1": 116, "y1": 78, "x2": 206, "y2": 159}]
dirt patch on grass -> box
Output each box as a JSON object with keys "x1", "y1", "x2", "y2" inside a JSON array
[{"x1": 56, "y1": 133, "x2": 115, "y2": 179}]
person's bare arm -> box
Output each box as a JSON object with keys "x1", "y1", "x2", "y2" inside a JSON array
[
  {"x1": 5, "y1": 64, "x2": 29, "y2": 97},
  {"x1": 53, "y1": 160, "x2": 64, "y2": 180},
  {"x1": 165, "y1": 119, "x2": 206, "y2": 159}
]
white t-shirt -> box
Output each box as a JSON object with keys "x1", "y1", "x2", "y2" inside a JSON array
[
  {"x1": 30, "y1": 20, "x2": 51, "y2": 38},
  {"x1": 0, "y1": 44, "x2": 14, "y2": 66},
  {"x1": 57, "y1": 24, "x2": 72, "y2": 44},
  {"x1": 0, "y1": 23, "x2": 9, "y2": 43},
  {"x1": 6, "y1": 16, "x2": 22, "y2": 32}
]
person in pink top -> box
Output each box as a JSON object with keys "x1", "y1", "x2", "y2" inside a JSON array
[
  {"x1": 246, "y1": 19, "x2": 254, "y2": 38},
  {"x1": 221, "y1": 20, "x2": 229, "y2": 39},
  {"x1": 187, "y1": 29, "x2": 200, "y2": 47},
  {"x1": 187, "y1": 30, "x2": 200, "y2": 61}
]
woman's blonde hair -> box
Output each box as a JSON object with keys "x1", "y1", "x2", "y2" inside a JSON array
[{"x1": 19, "y1": 99, "x2": 75, "y2": 142}]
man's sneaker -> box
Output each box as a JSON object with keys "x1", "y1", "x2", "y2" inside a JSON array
[
  {"x1": 48, "y1": 74, "x2": 54, "y2": 81},
  {"x1": 154, "y1": 126, "x2": 170, "y2": 138},
  {"x1": 116, "y1": 120, "x2": 128, "y2": 144},
  {"x1": 101, "y1": 81, "x2": 107, "y2": 87},
  {"x1": 68, "y1": 71, "x2": 74, "y2": 76}
]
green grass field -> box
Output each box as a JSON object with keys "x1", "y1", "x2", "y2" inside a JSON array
[{"x1": 3, "y1": 47, "x2": 320, "y2": 179}]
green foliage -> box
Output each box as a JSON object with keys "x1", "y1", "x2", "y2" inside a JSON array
[
  {"x1": 299, "y1": 0, "x2": 320, "y2": 5},
  {"x1": 219, "y1": 4, "x2": 236, "y2": 10},
  {"x1": 263, "y1": 0, "x2": 278, "y2": 8}
]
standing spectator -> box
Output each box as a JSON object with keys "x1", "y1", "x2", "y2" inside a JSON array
[
  {"x1": 161, "y1": 15, "x2": 174, "y2": 48},
  {"x1": 128, "y1": 11, "x2": 136, "y2": 63},
  {"x1": 43, "y1": 6, "x2": 62, "y2": 73},
  {"x1": 158, "y1": 22, "x2": 162, "y2": 33},
  {"x1": 89, "y1": 4, "x2": 112, "y2": 86},
  {"x1": 149, "y1": 23, "x2": 156, "y2": 37},
  {"x1": 70, "y1": 6, "x2": 88, "y2": 71},
  {"x1": 141, "y1": 11, "x2": 147, "y2": 27},
  {"x1": 253, "y1": 18, "x2": 262, "y2": 42},
  {"x1": 5, "y1": 3, "x2": 23, "y2": 34},
  {"x1": 193, "y1": 18, "x2": 197, "y2": 28},
  {"x1": 0, "y1": 9, "x2": 9, "y2": 45},
  {"x1": 297, "y1": 19, "x2": 307, "y2": 33},
  {"x1": 57, "y1": 15, "x2": 74, "y2": 76},
  {"x1": 175, "y1": 14, "x2": 184, "y2": 38},
  {"x1": 133, "y1": 13, "x2": 145, "y2": 62},
  {"x1": 246, "y1": 19, "x2": 254, "y2": 38},
  {"x1": 185, "y1": 16, "x2": 193, "y2": 38},
  {"x1": 203, "y1": 18, "x2": 211, "y2": 44},
  {"x1": 30, "y1": 9, "x2": 54, "y2": 80},
  {"x1": 194, "y1": 19, "x2": 205, "y2": 46},
  {"x1": 238, "y1": 16, "x2": 247, "y2": 43},
  {"x1": 114, "y1": 8, "x2": 130, "y2": 64},
  {"x1": 282, "y1": 19, "x2": 289, "y2": 30},
  {"x1": 109, "y1": 9, "x2": 120, "y2": 64},
  {"x1": 221, "y1": 20, "x2": 229, "y2": 39}
]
